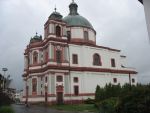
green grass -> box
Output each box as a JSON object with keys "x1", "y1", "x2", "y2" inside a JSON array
[
  {"x1": 50, "y1": 104, "x2": 98, "y2": 112},
  {"x1": 0, "y1": 106, "x2": 14, "y2": 113}
]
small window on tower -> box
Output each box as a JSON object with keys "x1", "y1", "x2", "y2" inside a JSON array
[
  {"x1": 56, "y1": 50, "x2": 62, "y2": 63},
  {"x1": 84, "y1": 31, "x2": 89, "y2": 41},
  {"x1": 57, "y1": 76, "x2": 63, "y2": 82},
  {"x1": 72, "y1": 54, "x2": 78, "y2": 64},
  {"x1": 56, "y1": 25, "x2": 61, "y2": 37},
  {"x1": 74, "y1": 77, "x2": 78, "y2": 83},
  {"x1": 33, "y1": 51, "x2": 38, "y2": 64}
]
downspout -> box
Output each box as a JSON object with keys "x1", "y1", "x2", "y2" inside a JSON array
[
  {"x1": 129, "y1": 73, "x2": 132, "y2": 89},
  {"x1": 68, "y1": 42, "x2": 72, "y2": 104},
  {"x1": 26, "y1": 46, "x2": 29, "y2": 106}
]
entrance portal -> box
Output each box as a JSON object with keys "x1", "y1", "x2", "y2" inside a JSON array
[
  {"x1": 57, "y1": 92, "x2": 63, "y2": 104},
  {"x1": 56, "y1": 85, "x2": 64, "y2": 104}
]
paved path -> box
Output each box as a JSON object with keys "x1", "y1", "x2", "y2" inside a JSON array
[
  {"x1": 12, "y1": 104, "x2": 95, "y2": 113},
  {"x1": 12, "y1": 104, "x2": 67, "y2": 113}
]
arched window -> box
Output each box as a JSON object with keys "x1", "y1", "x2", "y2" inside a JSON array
[
  {"x1": 93, "y1": 53, "x2": 102, "y2": 66},
  {"x1": 33, "y1": 51, "x2": 38, "y2": 64},
  {"x1": 84, "y1": 31, "x2": 89, "y2": 41},
  {"x1": 56, "y1": 50, "x2": 62, "y2": 63},
  {"x1": 56, "y1": 26, "x2": 61, "y2": 37},
  {"x1": 32, "y1": 78, "x2": 37, "y2": 94}
]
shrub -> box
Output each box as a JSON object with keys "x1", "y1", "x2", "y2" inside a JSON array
[
  {"x1": 84, "y1": 98, "x2": 95, "y2": 104},
  {"x1": 95, "y1": 84, "x2": 150, "y2": 113},
  {"x1": 98, "y1": 97, "x2": 119, "y2": 113},
  {"x1": 0, "y1": 92, "x2": 13, "y2": 106},
  {"x1": 0, "y1": 106, "x2": 14, "y2": 113}
]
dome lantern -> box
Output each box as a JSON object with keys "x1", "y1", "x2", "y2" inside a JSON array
[
  {"x1": 49, "y1": 7, "x2": 63, "y2": 20},
  {"x1": 30, "y1": 32, "x2": 42, "y2": 43},
  {"x1": 63, "y1": 1, "x2": 95, "y2": 31},
  {"x1": 69, "y1": 0, "x2": 79, "y2": 15}
]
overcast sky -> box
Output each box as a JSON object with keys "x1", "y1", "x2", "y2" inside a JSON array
[{"x1": 0, "y1": 0, "x2": 150, "y2": 90}]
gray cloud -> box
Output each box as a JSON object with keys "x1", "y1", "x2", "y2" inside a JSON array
[{"x1": 0, "y1": 0, "x2": 150, "y2": 90}]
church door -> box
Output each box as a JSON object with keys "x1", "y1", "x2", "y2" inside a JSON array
[
  {"x1": 57, "y1": 92, "x2": 63, "y2": 104},
  {"x1": 56, "y1": 85, "x2": 64, "y2": 104}
]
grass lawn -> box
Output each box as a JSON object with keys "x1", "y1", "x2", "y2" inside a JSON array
[{"x1": 50, "y1": 104, "x2": 98, "y2": 112}]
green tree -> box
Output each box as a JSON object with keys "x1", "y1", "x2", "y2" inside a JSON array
[{"x1": 95, "y1": 85, "x2": 100, "y2": 101}]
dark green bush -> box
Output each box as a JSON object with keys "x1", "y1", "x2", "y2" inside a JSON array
[
  {"x1": 84, "y1": 98, "x2": 95, "y2": 104},
  {"x1": 0, "y1": 92, "x2": 13, "y2": 106},
  {"x1": 99, "y1": 97, "x2": 118, "y2": 113},
  {"x1": 0, "y1": 106, "x2": 14, "y2": 113},
  {"x1": 95, "y1": 83, "x2": 150, "y2": 113}
]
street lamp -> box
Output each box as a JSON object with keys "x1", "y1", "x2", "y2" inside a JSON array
[
  {"x1": 2, "y1": 68, "x2": 8, "y2": 75},
  {"x1": 25, "y1": 77, "x2": 29, "y2": 106},
  {"x1": 2, "y1": 68, "x2": 8, "y2": 89},
  {"x1": 0, "y1": 74, "x2": 2, "y2": 89},
  {"x1": 45, "y1": 82, "x2": 48, "y2": 104}
]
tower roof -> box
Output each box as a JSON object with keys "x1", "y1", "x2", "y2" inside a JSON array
[
  {"x1": 49, "y1": 7, "x2": 63, "y2": 20},
  {"x1": 30, "y1": 33, "x2": 42, "y2": 43}
]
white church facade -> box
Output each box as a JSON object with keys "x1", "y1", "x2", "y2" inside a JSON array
[{"x1": 22, "y1": 1, "x2": 137, "y2": 104}]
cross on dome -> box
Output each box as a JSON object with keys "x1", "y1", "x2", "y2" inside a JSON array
[
  {"x1": 54, "y1": 5, "x2": 57, "y2": 12},
  {"x1": 72, "y1": 0, "x2": 75, "y2": 3}
]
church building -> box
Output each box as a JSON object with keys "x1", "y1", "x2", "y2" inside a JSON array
[{"x1": 22, "y1": 1, "x2": 137, "y2": 104}]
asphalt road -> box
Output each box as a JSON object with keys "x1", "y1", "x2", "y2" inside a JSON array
[
  {"x1": 12, "y1": 104, "x2": 95, "y2": 113},
  {"x1": 12, "y1": 104, "x2": 67, "y2": 113}
]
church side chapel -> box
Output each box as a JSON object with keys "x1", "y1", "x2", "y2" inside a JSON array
[{"x1": 22, "y1": 0, "x2": 137, "y2": 104}]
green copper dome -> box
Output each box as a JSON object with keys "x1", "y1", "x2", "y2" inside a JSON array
[
  {"x1": 30, "y1": 33, "x2": 42, "y2": 43},
  {"x1": 49, "y1": 11, "x2": 62, "y2": 20},
  {"x1": 63, "y1": 1, "x2": 94, "y2": 30}
]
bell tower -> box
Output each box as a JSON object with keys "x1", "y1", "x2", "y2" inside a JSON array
[{"x1": 44, "y1": 8, "x2": 67, "y2": 40}]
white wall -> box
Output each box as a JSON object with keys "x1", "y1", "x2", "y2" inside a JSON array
[
  {"x1": 70, "y1": 27, "x2": 96, "y2": 42},
  {"x1": 70, "y1": 71, "x2": 136, "y2": 94},
  {"x1": 89, "y1": 30, "x2": 95, "y2": 41},
  {"x1": 49, "y1": 24, "x2": 55, "y2": 34},
  {"x1": 69, "y1": 44, "x2": 128, "y2": 70},
  {"x1": 71, "y1": 27, "x2": 83, "y2": 39}
]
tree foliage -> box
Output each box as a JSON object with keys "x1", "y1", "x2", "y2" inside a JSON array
[
  {"x1": 0, "y1": 92, "x2": 13, "y2": 106},
  {"x1": 95, "y1": 84, "x2": 150, "y2": 113}
]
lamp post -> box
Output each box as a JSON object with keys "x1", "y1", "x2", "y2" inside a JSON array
[
  {"x1": 45, "y1": 82, "x2": 48, "y2": 104},
  {"x1": 2, "y1": 68, "x2": 8, "y2": 89},
  {"x1": 25, "y1": 77, "x2": 29, "y2": 106},
  {"x1": 0, "y1": 74, "x2": 2, "y2": 89}
]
